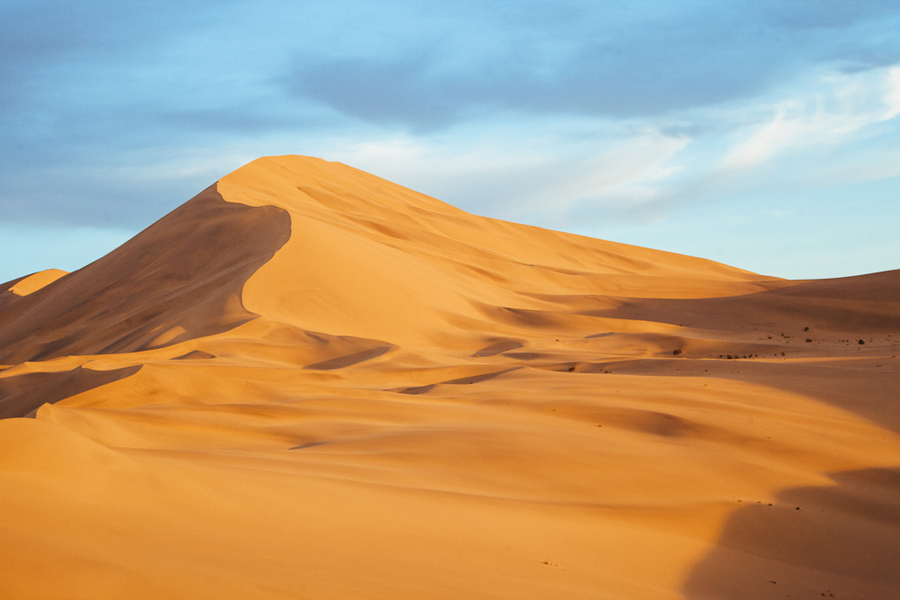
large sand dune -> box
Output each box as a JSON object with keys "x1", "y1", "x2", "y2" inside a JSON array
[{"x1": 1, "y1": 156, "x2": 897, "y2": 599}]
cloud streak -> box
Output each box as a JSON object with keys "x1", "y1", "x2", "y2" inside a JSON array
[{"x1": 721, "y1": 65, "x2": 900, "y2": 172}]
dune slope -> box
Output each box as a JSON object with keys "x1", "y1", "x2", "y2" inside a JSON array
[
  {"x1": 0, "y1": 185, "x2": 290, "y2": 366},
  {"x1": 0, "y1": 156, "x2": 897, "y2": 600}
]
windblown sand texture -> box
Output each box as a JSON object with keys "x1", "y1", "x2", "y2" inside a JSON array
[{"x1": 1, "y1": 156, "x2": 898, "y2": 599}]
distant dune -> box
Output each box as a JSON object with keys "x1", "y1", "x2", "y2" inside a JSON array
[{"x1": 1, "y1": 156, "x2": 897, "y2": 599}]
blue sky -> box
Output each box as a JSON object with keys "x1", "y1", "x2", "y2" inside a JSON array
[{"x1": 2, "y1": 0, "x2": 899, "y2": 282}]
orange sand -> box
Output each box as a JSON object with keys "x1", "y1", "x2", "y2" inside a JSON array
[{"x1": 1, "y1": 156, "x2": 898, "y2": 599}]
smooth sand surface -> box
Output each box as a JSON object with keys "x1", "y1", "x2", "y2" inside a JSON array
[{"x1": 1, "y1": 156, "x2": 898, "y2": 599}]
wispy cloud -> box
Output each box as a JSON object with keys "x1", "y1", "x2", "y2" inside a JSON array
[
  {"x1": 322, "y1": 119, "x2": 688, "y2": 227},
  {"x1": 327, "y1": 60, "x2": 900, "y2": 234},
  {"x1": 722, "y1": 65, "x2": 900, "y2": 172}
]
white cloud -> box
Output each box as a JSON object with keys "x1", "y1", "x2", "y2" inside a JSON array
[
  {"x1": 721, "y1": 64, "x2": 900, "y2": 172},
  {"x1": 885, "y1": 66, "x2": 900, "y2": 119},
  {"x1": 721, "y1": 105, "x2": 804, "y2": 171},
  {"x1": 323, "y1": 121, "x2": 690, "y2": 228},
  {"x1": 318, "y1": 64, "x2": 900, "y2": 235}
]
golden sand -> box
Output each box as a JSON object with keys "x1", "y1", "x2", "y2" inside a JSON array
[{"x1": 1, "y1": 156, "x2": 898, "y2": 599}]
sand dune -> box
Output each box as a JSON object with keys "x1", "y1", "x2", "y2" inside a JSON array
[{"x1": 0, "y1": 156, "x2": 897, "y2": 599}]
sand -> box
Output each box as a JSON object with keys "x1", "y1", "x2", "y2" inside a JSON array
[{"x1": 0, "y1": 155, "x2": 897, "y2": 599}]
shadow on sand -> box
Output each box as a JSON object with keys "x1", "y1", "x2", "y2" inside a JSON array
[{"x1": 682, "y1": 467, "x2": 900, "y2": 599}]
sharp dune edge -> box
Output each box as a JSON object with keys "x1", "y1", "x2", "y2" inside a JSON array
[{"x1": 0, "y1": 155, "x2": 898, "y2": 599}]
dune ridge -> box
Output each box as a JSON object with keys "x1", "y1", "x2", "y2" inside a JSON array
[
  {"x1": 0, "y1": 155, "x2": 897, "y2": 599},
  {"x1": 0, "y1": 185, "x2": 290, "y2": 366}
]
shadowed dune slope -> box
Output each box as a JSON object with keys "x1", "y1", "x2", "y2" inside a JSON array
[
  {"x1": 0, "y1": 185, "x2": 290, "y2": 365},
  {"x1": 592, "y1": 269, "x2": 900, "y2": 334},
  {"x1": 0, "y1": 269, "x2": 67, "y2": 313},
  {"x1": 0, "y1": 365, "x2": 142, "y2": 419},
  {"x1": 0, "y1": 155, "x2": 898, "y2": 600}
]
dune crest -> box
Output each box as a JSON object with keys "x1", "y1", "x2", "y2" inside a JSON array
[
  {"x1": 0, "y1": 155, "x2": 898, "y2": 599},
  {"x1": 0, "y1": 184, "x2": 290, "y2": 366}
]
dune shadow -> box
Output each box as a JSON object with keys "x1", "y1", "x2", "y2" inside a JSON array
[
  {"x1": 289, "y1": 441, "x2": 329, "y2": 450},
  {"x1": 0, "y1": 184, "x2": 292, "y2": 363},
  {"x1": 172, "y1": 350, "x2": 216, "y2": 360},
  {"x1": 682, "y1": 467, "x2": 900, "y2": 599},
  {"x1": 393, "y1": 384, "x2": 435, "y2": 395},
  {"x1": 0, "y1": 365, "x2": 142, "y2": 419},
  {"x1": 439, "y1": 367, "x2": 520, "y2": 385},
  {"x1": 389, "y1": 367, "x2": 521, "y2": 394},
  {"x1": 587, "y1": 270, "x2": 900, "y2": 335},
  {"x1": 303, "y1": 346, "x2": 391, "y2": 370},
  {"x1": 472, "y1": 339, "x2": 523, "y2": 357},
  {"x1": 642, "y1": 271, "x2": 900, "y2": 598},
  {"x1": 566, "y1": 357, "x2": 900, "y2": 436}
]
